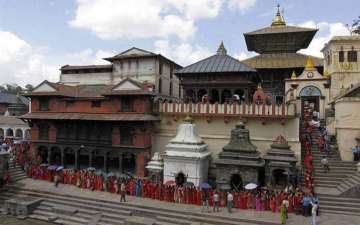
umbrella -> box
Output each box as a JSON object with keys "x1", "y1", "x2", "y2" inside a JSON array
[
  {"x1": 199, "y1": 182, "x2": 212, "y2": 189},
  {"x1": 56, "y1": 166, "x2": 64, "y2": 172},
  {"x1": 244, "y1": 183, "x2": 257, "y2": 190},
  {"x1": 164, "y1": 180, "x2": 176, "y2": 186},
  {"x1": 107, "y1": 172, "x2": 115, "y2": 177},
  {"x1": 40, "y1": 163, "x2": 49, "y2": 168},
  {"x1": 87, "y1": 167, "x2": 96, "y2": 171},
  {"x1": 183, "y1": 181, "x2": 195, "y2": 187},
  {"x1": 47, "y1": 165, "x2": 58, "y2": 171}
]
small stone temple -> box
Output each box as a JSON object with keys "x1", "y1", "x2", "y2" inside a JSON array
[
  {"x1": 163, "y1": 116, "x2": 211, "y2": 186},
  {"x1": 146, "y1": 152, "x2": 163, "y2": 183},
  {"x1": 263, "y1": 135, "x2": 297, "y2": 187},
  {"x1": 215, "y1": 122, "x2": 265, "y2": 190}
]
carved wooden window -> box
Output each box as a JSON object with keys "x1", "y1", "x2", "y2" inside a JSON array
[
  {"x1": 339, "y1": 47, "x2": 344, "y2": 62},
  {"x1": 159, "y1": 61, "x2": 163, "y2": 75},
  {"x1": 39, "y1": 98, "x2": 49, "y2": 111},
  {"x1": 91, "y1": 100, "x2": 101, "y2": 108},
  {"x1": 120, "y1": 127, "x2": 134, "y2": 145},
  {"x1": 121, "y1": 97, "x2": 133, "y2": 112},
  {"x1": 169, "y1": 82, "x2": 173, "y2": 96},
  {"x1": 38, "y1": 124, "x2": 49, "y2": 140},
  {"x1": 348, "y1": 47, "x2": 357, "y2": 62},
  {"x1": 158, "y1": 78, "x2": 162, "y2": 93}
]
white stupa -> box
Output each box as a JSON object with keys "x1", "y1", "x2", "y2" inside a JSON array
[{"x1": 163, "y1": 116, "x2": 211, "y2": 186}]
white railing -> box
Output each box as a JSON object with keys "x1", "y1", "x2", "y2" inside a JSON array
[{"x1": 159, "y1": 102, "x2": 296, "y2": 118}]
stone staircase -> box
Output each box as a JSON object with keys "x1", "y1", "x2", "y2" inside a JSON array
[
  {"x1": 7, "y1": 159, "x2": 27, "y2": 183},
  {"x1": 311, "y1": 131, "x2": 360, "y2": 216},
  {"x1": 0, "y1": 185, "x2": 278, "y2": 225}
]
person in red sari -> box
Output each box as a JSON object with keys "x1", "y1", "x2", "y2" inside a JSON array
[
  {"x1": 270, "y1": 195, "x2": 276, "y2": 212},
  {"x1": 288, "y1": 194, "x2": 294, "y2": 213},
  {"x1": 196, "y1": 188, "x2": 202, "y2": 206}
]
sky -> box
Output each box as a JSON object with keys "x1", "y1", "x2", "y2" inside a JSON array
[{"x1": 0, "y1": 0, "x2": 358, "y2": 86}]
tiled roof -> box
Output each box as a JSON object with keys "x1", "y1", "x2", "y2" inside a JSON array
[
  {"x1": 241, "y1": 53, "x2": 323, "y2": 69},
  {"x1": 0, "y1": 116, "x2": 27, "y2": 125},
  {"x1": 60, "y1": 64, "x2": 112, "y2": 71},
  {"x1": 24, "y1": 78, "x2": 153, "y2": 98},
  {"x1": 244, "y1": 25, "x2": 317, "y2": 35},
  {"x1": 176, "y1": 54, "x2": 256, "y2": 74},
  {"x1": 0, "y1": 92, "x2": 29, "y2": 105},
  {"x1": 19, "y1": 112, "x2": 160, "y2": 121}
]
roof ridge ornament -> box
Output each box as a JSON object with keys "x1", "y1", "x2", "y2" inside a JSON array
[
  {"x1": 216, "y1": 41, "x2": 227, "y2": 55},
  {"x1": 271, "y1": 4, "x2": 286, "y2": 27},
  {"x1": 291, "y1": 71, "x2": 297, "y2": 79}
]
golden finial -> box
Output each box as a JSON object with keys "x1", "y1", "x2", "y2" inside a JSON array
[
  {"x1": 271, "y1": 4, "x2": 286, "y2": 27},
  {"x1": 305, "y1": 57, "x2": 315, "y2": 70},
  {"x1": 257, "y1": 83, "x2": 262, "y2": 90},
  {"x1": 183, "y1": 114, "x2": 194, "y2": 124},
  {"x1": 291, "y1": 71, "x2": 297, "y2": 80},
  {"x1": 324, "y1": 70, "x2": 331, "y2": 78},
  {"x1": 217, "y1": 40, "x2": 227, "y2": 55}
]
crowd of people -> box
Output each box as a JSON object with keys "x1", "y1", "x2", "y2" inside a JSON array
[{"x1": 4, "y1": 127, "x2": 323, "y2": 225}]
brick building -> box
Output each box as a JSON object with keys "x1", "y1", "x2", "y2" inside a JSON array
[{"x1": 21, "y1": 78, "x2": 159, "y2": 177}]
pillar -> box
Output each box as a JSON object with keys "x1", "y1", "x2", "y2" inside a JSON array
[
  {"x1": 135, "y1": 152, "x2": 146, "y2": 177},
  {"x1": 89, "y1": 150, "x2": 93, "y2": 167},
  {"x1": 119, "y1": 153, "x2": 123, "y2": 173},
  {"x1": 104, "y1": 151, "x2": 108, "y2": 172},
  {"x1": 75, "y1": 150, "x2": 79, "y2": 169},
  {"x1": 47, "y1": 148, "x2": 51, "y2": 164},
  {"x1": 60, "y1": 149, "x2": 64, "y2": 166}
]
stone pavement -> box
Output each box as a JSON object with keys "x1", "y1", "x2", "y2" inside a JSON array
[{"x1": 7, "y1": 178, "x2": 360, "y2": 225}]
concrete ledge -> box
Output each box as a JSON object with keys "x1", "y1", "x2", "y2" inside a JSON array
[{"x1": 126, "y1": 216, "x2": 156, "y2": 225}]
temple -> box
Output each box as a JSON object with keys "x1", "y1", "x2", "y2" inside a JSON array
[{"x1": 242, "y1": 4, "x2": 323, "y2": 100}]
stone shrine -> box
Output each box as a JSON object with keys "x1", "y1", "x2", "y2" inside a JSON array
[
  {"x1": 263, "y1": 135, "x2": 298, "y2": 187},
  {"x1": 145, "y1": 152, "x2": 164, "y2": 183},
  {"x1": 163, "y1": 116, "x2": 211, "y2": 186},
  {"x1": 215, "y1": 122, "x2": 264, "y2": 190}
]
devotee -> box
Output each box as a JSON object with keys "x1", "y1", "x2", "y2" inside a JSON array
[
  {"x1": 280, "y1": 203, "x2": 286, "y2": 225},
  {"x1": 310, "y1": 201, "x2": 318, "y2": 225},
  {"x1": 352, "y1": 144, "x2": 360, "y2": 161},
  {"x1": 320, "y1": 156, "x2": 330, "y2": 172},
  {"x1": 282, "y1": 195, "x2": 289, "y2": 219},
  {"x1": 227, "y1": 191, "x2": 233, "y2": 213},
  {"x1": 213, "y1": 191, "x2": 220, "y2": 212},
  {"x1": 301, "y1": 194, "x2": 311, "y2": 217},
  {"x1": 201, "y1": 190, "x2": 210, "y2": 213},
  {"x1": 120, "y1": 181, "x2": 126, "y2": 202}
]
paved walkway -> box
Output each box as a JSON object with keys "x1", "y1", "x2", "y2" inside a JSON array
[{"x1": 7, "y1": 178, "x2": 360, "y2": 225}]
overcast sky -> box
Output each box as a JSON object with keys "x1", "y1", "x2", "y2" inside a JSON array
[{"x1": 0, "y1": 0, "x2": 358, "y2": 86}]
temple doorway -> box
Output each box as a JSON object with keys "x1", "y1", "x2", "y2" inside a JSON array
[
  {"x1": 175, "y1": 172, "x2": 186, "y2": 186},
  {"x1": 37, "y1": 146, "x2": 48, "y2": 164},
  {"x1": 299, "y1": 85, "x2": 321, "y2": 117},
  {"x1": 122, "y1": 152, "x2": 136, "y2": 173},
  {"x1": 230, "y1": 174, "x2": 243, "y2": 191},
  {"x1": 272, "y1": 169, "x2": 288, "y2": 187},
  {"x1": 50, "y1": 147, "x2": 61, "y2": 165}
]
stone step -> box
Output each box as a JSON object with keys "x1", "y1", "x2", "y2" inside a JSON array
[
  {"x1": 320, "y1": 204, "x2": 360, "y2": 214},
  {"x1": 28, "y1": 214, "x2": 52, "y2": 222},
  {"x1": 156, "y1": 215, "x2": 191, "y2": 225},
  {"x1": 320, "y1": 209, "x2": 360, "y2": 217},
  {"x1": 3, "y1": 187, "x2": 279, "y2": 225},
  {"x1": 314, "y1": 176, "x2": 344, "y2": 181},
  {"x1": 54, "y1": 218, "x2": 85, "y2": 225},
  {"x1": 8, "y1": 170, "x2": 26, "y2": 176},
  {"x1": 320, "y1": 200, "x2": 360, "y2": 208},
  {"x1": 318, "y1": 195, "x2": 360, "y2": 204}
]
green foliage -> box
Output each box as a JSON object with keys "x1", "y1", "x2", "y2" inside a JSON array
[
  {"x1": 352, "y1": 16, "x2": 360, "y2": 35},
  {"x1": 0, "y1": 83, "x2": 34, "y2": 95}
]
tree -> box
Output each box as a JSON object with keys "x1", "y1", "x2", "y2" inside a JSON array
[
  {"x1": 25, "y1": 84, "x2": 34, "y2": 92},
  {"x1": 0, "y1": 83, "x2": 34, "y2": 95}
]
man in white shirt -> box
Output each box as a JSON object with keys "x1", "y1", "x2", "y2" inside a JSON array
[
  {"x1": 227, "y1": 192, "x2": 233, "y2": 213},
  {"x1": 282, "y1": 197, "x2": 289, "y2": 219},
  {"x1": 310, "y1": 201, "x2": 318, "y2": 225},
  {"x1": 321, "y1": 156, "x2": 330, "y2": 172},
  {"x1": 213, "y1": 191, "x2": 220, "y2": 212}
]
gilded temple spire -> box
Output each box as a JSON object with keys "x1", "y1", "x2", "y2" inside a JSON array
[
  {"x1": 305, "y1": 56, "x2": 315, "y2": 70},
  {"x1": 271, "y1": 4, "x2": 286, "y2": 27},
  {"x1": 216, "y1": 41, "x2": 227, "y2": 55}
]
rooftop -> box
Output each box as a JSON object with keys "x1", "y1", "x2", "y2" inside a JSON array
[
  {"x1": 243, "y1": 5, "x2": 317, "y2": 54},
  {"x1": 176, "y1": 42, "x2": 256, "y2": 74}
]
